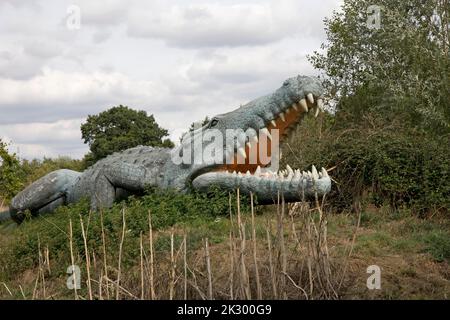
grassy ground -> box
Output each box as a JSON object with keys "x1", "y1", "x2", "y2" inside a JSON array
[{"x1": 0, "y1": 195, "x2": 448, "y2": 300}]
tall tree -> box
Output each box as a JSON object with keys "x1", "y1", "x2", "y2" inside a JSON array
[
  {"x1": 81, "y1": 105, "x2": 174, "y2": 165},
  {"x1": 309, "y1": 0, "x2": 449, "y2": 132}
]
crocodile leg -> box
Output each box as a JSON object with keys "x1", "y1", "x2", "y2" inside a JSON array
[
  {"x1": 91, "y1": 163, "x2": 152, "y2": 210},
  {"x1": 9, "y1": 169, "x2": 81, "y2": 223}
]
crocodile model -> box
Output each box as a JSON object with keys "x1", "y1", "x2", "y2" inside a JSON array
[{"x1": 0, "y1": 75, "x2": 331, "y2": 224}]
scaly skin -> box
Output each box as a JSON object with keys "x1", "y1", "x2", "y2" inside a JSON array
[{"x1": 1, "y1": 75, "x2": 331, "y2": 224}]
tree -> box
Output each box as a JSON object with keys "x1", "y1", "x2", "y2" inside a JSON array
[
  {"x1": 0, "y1": 140, "x2": 23, "y2": 203},
  {"x1": 81, "y1": 105, "x2": 174, "y2": 166},
  {"x1": 308, "y1": 0, "x2": 449, "y2": 133}
]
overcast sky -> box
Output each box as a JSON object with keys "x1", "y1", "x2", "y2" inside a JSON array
[{"x1": 0, "y1": 0, "x2": 342, "y2": 160}]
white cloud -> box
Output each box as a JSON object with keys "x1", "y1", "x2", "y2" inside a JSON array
[
  {"x1": 0, "y1": 0, "x2": 343, "y2": 159},
  {"x1": 0, "y1": 68, "x2": 170, "y2": 124},
  {"x1": 0, "y1": 119, "x2": 88, "y2": 159},
  {"x1": 126, "y1": 0, "x2": 339, "y2": 48}
]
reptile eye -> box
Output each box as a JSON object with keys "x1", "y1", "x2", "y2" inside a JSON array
[{"x1": 209, "y1": 119, "x2": 219, "y2": 127}]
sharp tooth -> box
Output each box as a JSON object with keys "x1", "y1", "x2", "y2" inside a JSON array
[
  {"x1": 321, "y1": 167, "x2": 329, "y2": 177},
  {"x1": 292, "y1": 103, "x2": 298, "y2": 111},
  {"x1": 294, "y1": 170, "x2": 301, "y2": 180},
  {"x1": 317, "y1": 99, "x2": 324, "y2": 110},
  {"x1": 238, "y1": 147, "x2": 247, "y2": 159},
  {"x1": 271, "y1": 120, "x2": 277, "y2": 127},
  {"x1": 315, "y1": 107, "x2": 320, "y2": 118},
  {"x1": 311, "y1": 165, "x2": 319, "y2": 180},
  {"x1": 260, "y1": 128, "x2": 272, "y2": 140},
  {"x1": 246, "y1": 171, "x2": 251, "y2": 177},
  {"x1": 251, "y1": 135, "x2": 259, "y2": 143},
  {"x1": 299, "y1": 99, "x2": 308, "y2": 112},
  {"x1": 307, "y1": 93, "x2": 314, "y2": 104},
  {"x1": 307, "y1": 171, "x2": 312, "y2": 178},
  {"x1": 319, "y1": 172, "x2": 323, "y2": 178},
  {"x1": 255, "y1": 166, "x2": 261, "y2": 175},
  {"x1": 285, "y1": 107, "x2": 291, "y2": 114},
  {"x1": 280, "y1": 112, "x2": 286, "y2": 122},
  {"x1": 286, "y1": 165, "x2": 294, "y2": 175},
  {"x1": 246, "y1": 142, "x2": 251, "y2": 149}
]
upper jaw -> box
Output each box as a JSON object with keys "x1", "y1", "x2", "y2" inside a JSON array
[{"x1": 187, "y1": 75, "x2": 327, "y2": 182}]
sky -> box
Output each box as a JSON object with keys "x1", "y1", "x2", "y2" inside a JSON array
[{"x1": 0, "y1": 0, "x2": 343, "y2": 160}]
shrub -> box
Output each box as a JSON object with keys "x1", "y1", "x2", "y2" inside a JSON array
[
  {"x1": 0, "y1": 187, "x2": 249, "y2": 280},
  {"x1": 283, "y1": 114, "x2": 450, "y2": 213}
]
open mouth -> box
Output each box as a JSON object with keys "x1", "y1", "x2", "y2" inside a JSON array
[{"x1": 214, "y1": 92, "x2": 328, "y2": 181}]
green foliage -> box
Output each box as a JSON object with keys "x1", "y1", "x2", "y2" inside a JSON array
[
  {"x1": 294, "y1": 0, "x2": 450, "y2": 212},
  {"x1": 81, "y1": 105, "x2": 174, "y2": 166},
  {"x1": 283, "y1": 114, "x2": 450, "y2": 213},
  {"x1": 309, "y1": 0, "x2": 450, "y2": 133},
  {"x1": 0, "y1": 140, "x2": 23, "y2": 203},
  {"x1": 0, "y1": 187, "x2": 249, "y2": 280}
]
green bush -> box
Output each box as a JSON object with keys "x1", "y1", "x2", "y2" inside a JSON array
[
  {"x1": 283, "y1": 114, "x2": 450, "y2": 213},
  {"x1": 0, "y1": 187, "x2": 249, "y2": 281}
]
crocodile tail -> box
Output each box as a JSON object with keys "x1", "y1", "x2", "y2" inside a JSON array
[{"x1": 0, "y1": 210, "x2": 11, "y2": 223}]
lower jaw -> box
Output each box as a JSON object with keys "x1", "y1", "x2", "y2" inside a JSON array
[{"x1": 192, "y1": 168, "x2": 331, "y2": 204}]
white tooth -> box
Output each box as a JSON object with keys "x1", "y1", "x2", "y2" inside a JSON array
[
  {"x1": 285, "y1": 107, "x2": 291, "y2": 114},
  {"x1": 294, "y1": 170, "x2": 301, "y2": 180},
  {"x1": 252, "y1": 135, "x2": 259, "y2": 143},
  {"x1": 299, "y1": 99, "x2": 308, "y2": 112},
  {"x1": 315, "y1": 107, "x2": 320, "y2": 118},
  {"x1": 246, "y1": 142, "x2": 251, "y2": 149},
  {"x1": 307, "y1": 171, "x2": 312, "y2": 179},
  {"x1": 292, "y1": 103, "x2": 298, "y2": 111},
  {"x1": 233, "y1": 171, "x2": 237, "y2": 176},
  {"x1": 260, "y1": 128, "x2": 272, "y2": 140},
  {"x1": 238, "y1": 147, "x2": 247, "y2": 159},
  {"x1": 311, "y1": 165, "x2": 319, "y2": 180},
  {"x1": 307, "y1": 93, "x2": 314, "y2": 104},
  {"x1": 286, "y1": 165, "x2": 294, "y2": 175},
  {"x1": 255, "y1": 166, "x2": 261, "y2": 175},
  {"x1": 321, "y1": 167, "x2": 329, "y2": 177},
  {"x1": 319, "y1": 172, "x2": 323, "y2": 178},
  {"x1": 271, "y1": 120, "x2": 277, "y2": 127},
  {"x1": 246, "y1": 171, "x2": 251, "y2": 177},
  {"x1": 280, "y1": 112, "x2": 286, "y2": 122},
  {"x1": 317, "y1": 99, "x2": 324, "y2": 110}
]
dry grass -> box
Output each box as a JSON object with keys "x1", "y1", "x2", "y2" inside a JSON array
[{"x1": 0, "y1": 194, "x2": 448, "y2": 300}]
